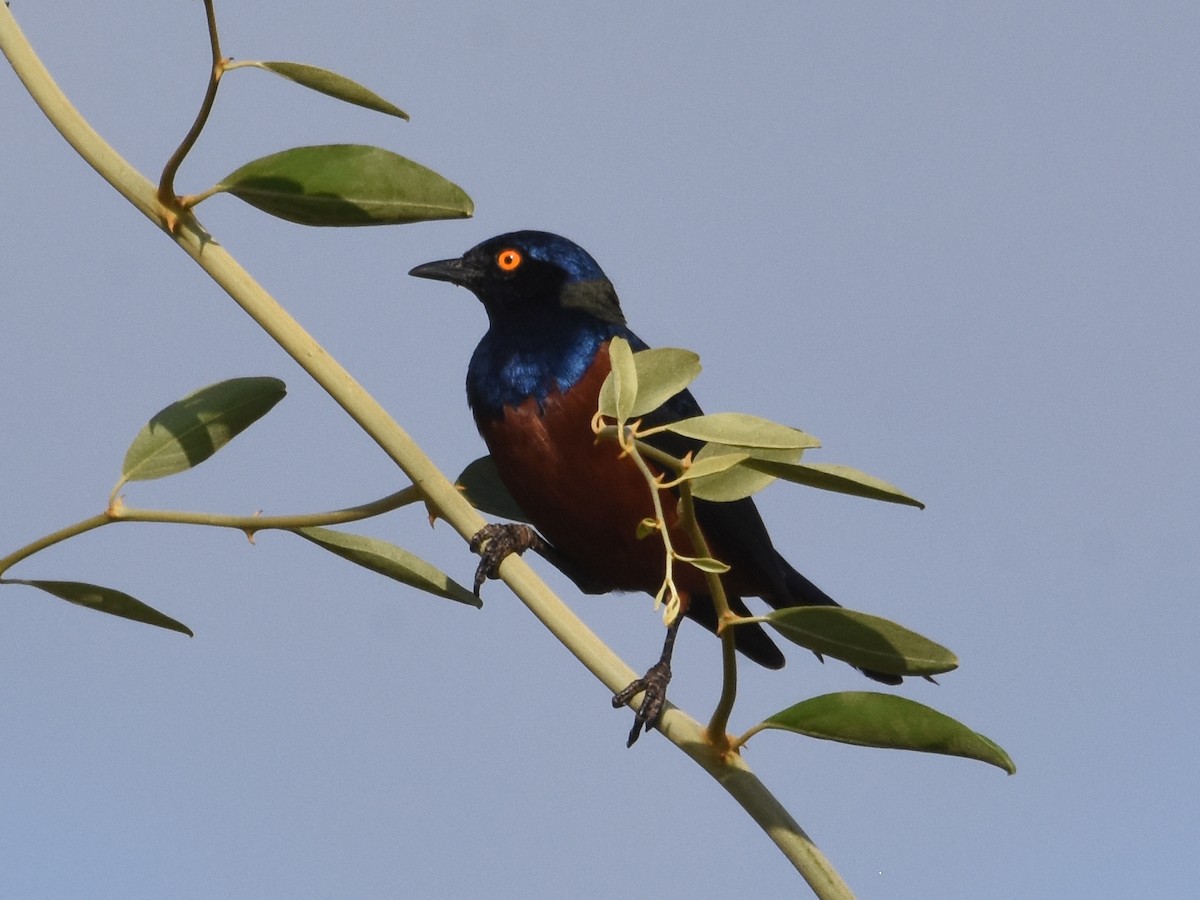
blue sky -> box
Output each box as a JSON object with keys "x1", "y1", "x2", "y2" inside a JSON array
[{"x1": 3, "y1": 3, "x2": 1197, "y2": 898}]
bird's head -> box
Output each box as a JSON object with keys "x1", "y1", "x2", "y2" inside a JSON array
[{"x1": 409, "y1": 231, "x2": 626, "y2": 327}]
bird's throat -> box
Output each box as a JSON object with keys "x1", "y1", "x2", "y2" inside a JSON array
[{"x1": 467, "y1": 314, "x2": 628, "y2": 419}]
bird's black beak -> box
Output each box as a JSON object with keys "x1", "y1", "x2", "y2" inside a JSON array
[{"x1": 408, "y1": 255, "x2": 481, "y2": 289}]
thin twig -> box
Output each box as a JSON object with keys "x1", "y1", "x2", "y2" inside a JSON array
[{"x1": 157, "y1": 0, "x2": 225, "y2": 227}]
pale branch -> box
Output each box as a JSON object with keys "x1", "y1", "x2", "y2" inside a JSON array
[{"x1": 0, "y1": 6, "x2": 855, "y2": 896}]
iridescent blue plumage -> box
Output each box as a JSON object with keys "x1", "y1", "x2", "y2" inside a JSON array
[
  {"x1": 516, "y1": 230, "x2": 608, "y2": 282},
  {"x1": 466, "y1": 312, "x2": 636, "y2": 417}
]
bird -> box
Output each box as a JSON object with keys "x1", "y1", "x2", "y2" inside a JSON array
[{"x1": 410, "y1": 230, "x2": 900, "y2": 745}]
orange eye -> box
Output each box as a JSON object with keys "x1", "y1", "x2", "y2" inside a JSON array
[{"x1": 496, "y1": 249, "x2": 523, "y2": 272}]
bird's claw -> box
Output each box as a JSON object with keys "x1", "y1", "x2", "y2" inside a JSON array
[
  {"x1": 612, "y1": 658, "x2": 672, "y2": 747},
  {"x1": 469, "y1": 523, "x2": 545, "y2": 595}
]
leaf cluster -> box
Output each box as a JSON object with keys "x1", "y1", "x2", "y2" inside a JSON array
[
  {"x1": 1, "y1": 378, "x2": 479, "y2": 636},
  {"x1": 1, "y1": 4, "x2": 481, "y2": 634},
  {"x1": 161, "y1": 11, "x2": 471, "y2": 227}
]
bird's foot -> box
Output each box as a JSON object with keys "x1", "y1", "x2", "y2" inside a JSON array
[
  {"x1": 612, "y1": 658, "x2": 672, "y2": 747},
  {"x1": 469, "y1": 523, "x2": 545, "y2": 595}
]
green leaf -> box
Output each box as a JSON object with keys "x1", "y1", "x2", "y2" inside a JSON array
[
  {"x1": 635, "y1": 518, "x2": 659, "y2": 539},
  {"x1": 253, "y1": 61, "x2": 409, "y2": 119},
  {"x1": 688, "y1": 444, "x2": 803, "y2": 502},
  {"x1": 602, "y1": 336, "x2": 638, "y2": 424},
  {"x1": 295, "y1": 527, "x2": 481, "y2": 607},
  {"x1": 745, "y1": 458, "x2": 925, "y2": 509},
  {"x1": 762, "y1": 607, "x2": 957, "y2": 677},
  {"x1": 455, "y1": 456, "x2": 530, "y2": 523},
  {"x1": 681, "y1": 555, "x2": 731, "y2": 574},
  {"x1": 627, "y1": 348, "x2": 702, "y2": 417},
  {"x1": 215, "y1": 145, "x2": 473, "y2": 226},
  {"x1": 117, "y1": 377, "x2": 286, "y2": 489},
  {"x1": 9, "y1": 579, "x2": 193, "y2": 636},
  {"x1": 756, "y1": 692, "x2": 1016, "y2": 774},
  {"x1": 598, "y1": 346, "x2": 702, "y2": 420},
  {"x1": 671, "y1": 451, "x2": 750, "y2": 482},
  {"x1": 664, "y1": 413, "x2": 820, "y2": 449}
]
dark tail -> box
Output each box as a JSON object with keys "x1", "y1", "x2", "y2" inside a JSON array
[
  {"x1": 683, "y1": 552, "x2": 903, "y2": 683},
  {"x1": 778, "y1": 555, "x2": 903, "y2": 686},
  {"x1": 683, "y1": 594, "x2": 787, "y2": 669}
]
